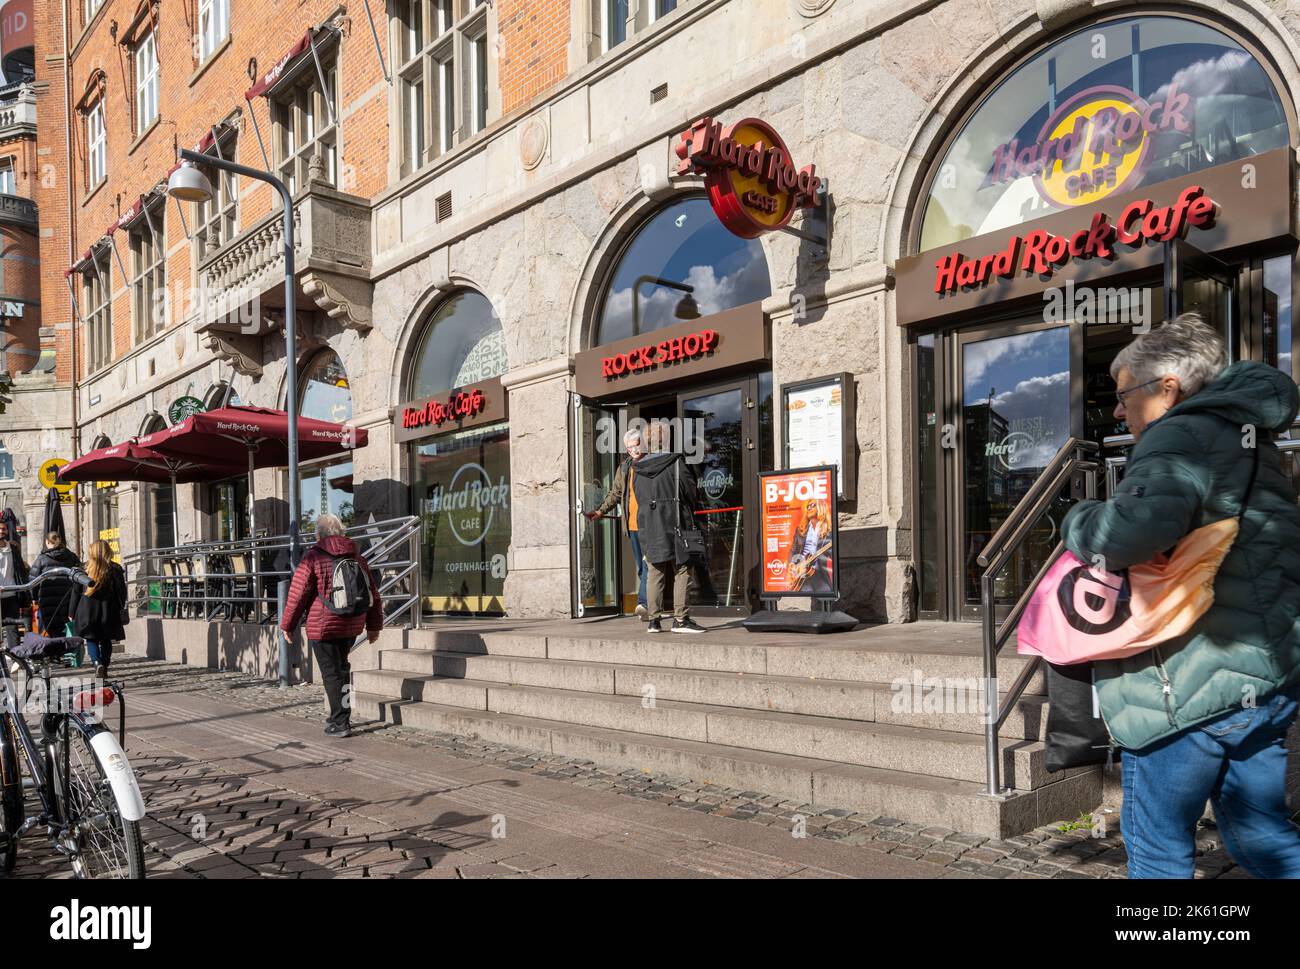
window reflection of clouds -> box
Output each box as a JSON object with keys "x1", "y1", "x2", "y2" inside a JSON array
[
  {"x1": 920, "y1": 16, "x2": 1288, "y2": 251},
  {"x1": 963, "y1": 328, "x2": 1069, "y2": 400},
  {"x1": 597, "y1": 197, "x2": 771, "y2": 344},
  {"x1": 983, "y1": 371, "x2": 1071, "y2": 469},
  {"x1": 301, "y1": 350, "x2": 353, "y2": 425}
]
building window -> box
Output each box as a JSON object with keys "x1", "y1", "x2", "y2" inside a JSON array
[
  {"x1": 390, "y1": 0, "x2": 493, "y2": 176},
  {"x1": 916, "y1": 14, "x2": 1290, "y2": 252},
  {"x1": 0, "y1": 440, "x2": 12, "y2": 480},
  {"x1": 296, "y1": 350, "x2": 354, "y2": 530},
  {"x1": 198, "y1": 0, "x2": 230, "y2": 61},
  {"x1": 594, "y1": 196, "x2": 772, "y2": 345},
  {"x1": 271, "y1": 54, "x2": 338, "y2": 195},
  {"x1": 129, "y1": 203, "x2": 166, "y2": 343},
  {"x1": 85, "y1": 101, "x2": 106, "y2": 189},
  {"x1": 0, "y1": 159, "x2": 13, "y2": 195},
  {"x1": 84, "y1": 0, "x2": 105, "y2": 25},
  {"x1": 408, "y1": 290, "x2": 507, "y2": 398},
  {"x1": 193, "y1": 133, "x2": 239, "y2": 254},
  {"x1": 82, "y1": 250, "x2": 113, "y2": 372},
  {"x1": 650, "y1": 0, "x2": 678, "y2": 22},
  {"x1": 134, "y1": 29, "x2": 159, "y2": 133},
  {"x1": 601, "y1": 0, "x2": 627, "y2": 51}
]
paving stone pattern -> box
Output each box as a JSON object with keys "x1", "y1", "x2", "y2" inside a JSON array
[{"x1": 7, "y1": 657, "x2": 1254, "y2": 879}]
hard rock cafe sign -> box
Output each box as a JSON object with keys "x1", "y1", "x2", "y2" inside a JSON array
[
  {"x1": 675, "y1": 116, "x2": 822, "y2": 239},
  {"x1": 989, "y1": 83, "x2": 1192, "y2": 208}
]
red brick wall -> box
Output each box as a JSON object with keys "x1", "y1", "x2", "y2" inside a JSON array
[
  {"x1": 497, "y1": 0, "x2": 570, "y2": 115},
  {"x1": 32, "y1": 0, "x2": 72, "y2": 385}
]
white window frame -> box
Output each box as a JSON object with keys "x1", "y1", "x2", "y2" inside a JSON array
[
  {"x1": 649, "y1": 0, "x2": 678, "y2": 23},
  {"x1": 198, "y1": 0, "x2": 230, "y2": 61},
  {"x1": 0, "y1": 160, "x2": 14, "y2": 195},
  {"x1": 469, "y1": 29, "x2": 488, "y2": 135},
  {"x1": 83, "y1": 251, "x2": 113, "y2": 373},
  {"x1": 83, "y1": 0, "x2": 105, "y2": 25},
  {"x1": 600, "y1": 0, "x2": 627, "y2": 53},
  {"x1": 129, "y1": 203, "x2": 167, "y2": 343},
  {"x1": 135, "y1": 29, "x2": 159, "y2": 133},
  {"x1": 86, "y1": 101, "x2": 107, "y2": 188},
  {"x1": 194, "y1": 133, "x2": 240, "y2": 255},
  {"x1": 271, "y1": 53, "x2": 339, "y2": 196}
]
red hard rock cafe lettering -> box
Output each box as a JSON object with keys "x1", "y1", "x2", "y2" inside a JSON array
[
  {"x1": 402, "y1": 387, "x2": 487, "y2": 431},
  {"x1": 932, "y1": 185, "x2": 1215, "y2": 295}
]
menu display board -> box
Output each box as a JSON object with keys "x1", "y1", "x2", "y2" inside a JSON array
[
  {"x1": 782, "y1": 374, "x2": 855, "y2": 498},
  {"x1": 759, "y1": 466, "x2": 839, "y2": 599}
]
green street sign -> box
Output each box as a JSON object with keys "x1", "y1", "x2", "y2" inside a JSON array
[{"x1": 169, "y1": 396, "x2": 206, "y2": 425}]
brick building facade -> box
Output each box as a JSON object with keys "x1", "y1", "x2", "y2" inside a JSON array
[{"x1": 12, "y1": 0, "x2": 1300, "y2": 630}]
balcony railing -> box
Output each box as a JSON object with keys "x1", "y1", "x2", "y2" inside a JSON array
[{"x1": 0, "y1": 193, "x2": 37, "y2": 228}]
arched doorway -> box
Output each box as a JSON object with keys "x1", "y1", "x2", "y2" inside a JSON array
[
  {"x1": 571, "y1": 194, "x2": 775, "y2": 617},
  {"x1": 140, "y1": 414, "x2": 175, "y2": 550},
  {"x1": 89, "y1": 434, "x2": 120, "y2": 560},
  {"x1": 399, "y1": 289, "x2": 510, "y2": 617},
  {"x1": 900, "y1": 12, "x2": 1296, "y2": 619}
]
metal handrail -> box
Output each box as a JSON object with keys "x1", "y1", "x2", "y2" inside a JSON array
[
  {"x1": 978, "y1": 438, "x2": 1099, "y2": 798},
  {"x1": 121, "y1": 515, "x2": 423, "y2": 629}
]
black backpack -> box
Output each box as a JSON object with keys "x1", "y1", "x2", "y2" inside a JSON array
[{"x1": 323, "y1": 553, "x2": 373, "y2": 617}]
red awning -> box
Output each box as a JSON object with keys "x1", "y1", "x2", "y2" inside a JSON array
[
  {"x1": 244, "y1": 28, "x2": 314, "y2": 101},
  {"x1": 138, "y1": 405, "x2": 368, "y2": 469},
  {"x1": 57, "y1": 441, "x2": 243, "y2": 485}
]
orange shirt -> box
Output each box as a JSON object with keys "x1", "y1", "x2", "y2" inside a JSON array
[{"x1": 627, "y1": 464, "x2": 638, "y2": 532}]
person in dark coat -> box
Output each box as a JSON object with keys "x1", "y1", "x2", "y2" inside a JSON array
[
  {"x1": 632, "y1": 425, "x2": 705, "y2": 634},
  {"x1": 75, "y1": 540, "x2": 127, "y2": 679},
  {"x1": 280, "y1": 514, "x2": 384, "y2": 737},
  {"x1": 30, "y1": 532, "x2": 83, "y2": 637},
  {"x1": 0, "y1": 518, "x2": 30, "y2": 627}
]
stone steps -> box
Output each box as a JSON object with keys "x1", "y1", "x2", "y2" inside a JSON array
[
  {"x1": 349, "y1": 620, "x2": 1099, "y2": 838},
  {"x1": 368, "y1": 649, "x2": 1048, "y2": 738},
  {"x1": 351, "y1": 691, "x2": 1100, "y2": 838},
  {"x1": 353, "y1": 669, "x2": 1059, "y2": 788}
]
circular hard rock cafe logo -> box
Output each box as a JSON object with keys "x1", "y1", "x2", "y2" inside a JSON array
[
  {"x1": 702, "y1": 467, "x2": 732, "y2": 501},
  {"x1": 767, "y1": 558, "x2": 787, "y2": 578},
  {"x1": 439, "y1": 462, "x2": 505, "y2": 547},
  {"x1": 985, "y1": 431, "x2": 1035, "y2": 472},
  {"x1": 1057, "y1": 565, "x2": 1131, "y2": 635},
  {"x1": 1032, "y1": 85, "x2": 1158, "y2": 208}
]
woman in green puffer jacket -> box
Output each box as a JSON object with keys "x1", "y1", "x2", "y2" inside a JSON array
[{"x1": 1062, "y1": 313, "x2": 1300, "y2": 879}]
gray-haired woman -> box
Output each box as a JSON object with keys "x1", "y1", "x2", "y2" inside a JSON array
[{"x1": 1062, "y1": 313, "x2": 1300, "y2": 878}]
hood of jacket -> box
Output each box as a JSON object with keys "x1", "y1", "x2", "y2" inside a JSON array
[
  {"x1": 38, "y1": 546, "x2": 80, "y2": 568},
  {"x1": 1164, "y1": 360, "x2": 1299, "y2": 433},
  {"x1": 314, "y1": 535, "x2": 358, "y2": 557},
  {"x1": 634, "y1": 452, "x2": 683, "y2": 479}
]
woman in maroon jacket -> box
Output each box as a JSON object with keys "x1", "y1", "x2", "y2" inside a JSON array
[{"x1": 280, "y1": 514, "x2": 384, "y2": 737}]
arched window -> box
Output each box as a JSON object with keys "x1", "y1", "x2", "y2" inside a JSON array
[
  {"x1": 0, "y1": 439, "x2": 12, "y2": 480},
  {"x1": 917, "y1": 15, "x2": 1291, "y2": 251},
  {"x1": 140, "y1": 415, "x2": 174, "y2": 548},
  {"x1": 296, "y1": 349, "x2": 355, "y2": 529},
  {"x1": 594, "y1": 196, "x2": 771, "y2": 346},
  {"x1": 408, "y1": 290, "x2": 507, "y2": 398},
  {"x1": 299, "y1": 349, "x2": 352, "y2": 425},
  {"x1": 89, "y1": 435, "x2": 120, "y2": 560},
  {"x1": 203, "y1": 382, "x2": 241, "y2": 410}
]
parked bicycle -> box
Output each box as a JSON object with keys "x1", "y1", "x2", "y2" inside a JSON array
[{"x1": 0, "y1": 567, "x2": 146, "y2": 878}]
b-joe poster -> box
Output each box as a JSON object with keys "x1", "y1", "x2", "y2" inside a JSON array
[{"x1": 759, "y1": 466, "x2": 839, "y2": 598}]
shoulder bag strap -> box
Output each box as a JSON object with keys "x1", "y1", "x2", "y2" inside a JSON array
[{"x1": 1236, "y1": 442, "x2": 1262, "y2": 524}]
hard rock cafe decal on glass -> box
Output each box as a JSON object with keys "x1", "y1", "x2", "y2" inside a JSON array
[{"x1": 412, "y1": 424, "x2": 511, "y2": 616}]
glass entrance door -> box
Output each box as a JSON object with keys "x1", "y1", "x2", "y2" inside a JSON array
[
  {"x1": 956, "y1": 322, "x2": 1076, "y2": 617},
  {"x1": 569, "y1": 394, "x2": 622, "y2": 617},
  {"x1": 1165, "y1": 239, "x2": 1238, "y2": 357},
  {"x1": 679, "y1": 382, "x2": 751, "y2": 608}
]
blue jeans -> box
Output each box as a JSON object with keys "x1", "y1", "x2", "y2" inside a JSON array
[
  {"x1": 1122, "y1": 684, "x2": 1300, "y2": 878},
  {"x1": 84, "y1": 638, "x2": 109, "y2": 669},
  {"x1": 628, "y1": 530, "x2": 647, "y2": 609}
]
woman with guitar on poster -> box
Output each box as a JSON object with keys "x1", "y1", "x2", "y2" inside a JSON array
[{"x1": 787, "y1": 497, "x2": 834, "y2": 593}]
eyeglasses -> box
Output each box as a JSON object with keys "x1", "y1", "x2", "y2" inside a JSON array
[{"x1": 1114, "y1": 378, "x2": 1163, "y2": 406}]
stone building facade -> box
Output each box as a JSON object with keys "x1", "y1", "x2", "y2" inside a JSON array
[{"x1": 28, "y1": 0, "x2": 1300, "y2": 623}]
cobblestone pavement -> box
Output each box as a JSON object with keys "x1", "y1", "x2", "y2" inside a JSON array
[{"x1": 5, "y1": 656, "x2": 1256, "y2": 879}]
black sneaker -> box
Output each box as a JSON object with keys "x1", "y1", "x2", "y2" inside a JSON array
[
  {"x1": 646, "y1": 618, "x2": 663, "y2": 633},
  {"x1": 324, "y1": 723, "x2": 351, "y2": 738},
  {"x1": 671, "y1": 619, "x2": 706, "y2": 634}
]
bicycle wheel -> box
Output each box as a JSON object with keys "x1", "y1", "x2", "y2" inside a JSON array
[
  {"x1": 0, "y1": 714, "x2": 21, "y2": 873},
  {"x1": 52, "y1": 720, "x2": 144, "y2": 879}
]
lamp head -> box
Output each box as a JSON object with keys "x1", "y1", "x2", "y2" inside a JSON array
[
  {"x1": 167, "y1": 161, "x2": 214, "y2": 203},
  {"x1": 674, "y1": 292, "x2": 701, "y2": 320}
]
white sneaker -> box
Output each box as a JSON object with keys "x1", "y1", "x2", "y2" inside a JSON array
[{"x1": 635, "y1": 604, "x2": 648, "y2": 620}]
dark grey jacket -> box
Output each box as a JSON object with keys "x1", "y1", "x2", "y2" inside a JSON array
[{"x1": 632, "y1": 452, "x2": 699, "y2": 565}]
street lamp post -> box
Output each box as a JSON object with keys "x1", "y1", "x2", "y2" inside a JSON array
[{"x1": 169, "y1": 149, "x2": 302, "y2": 687}]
